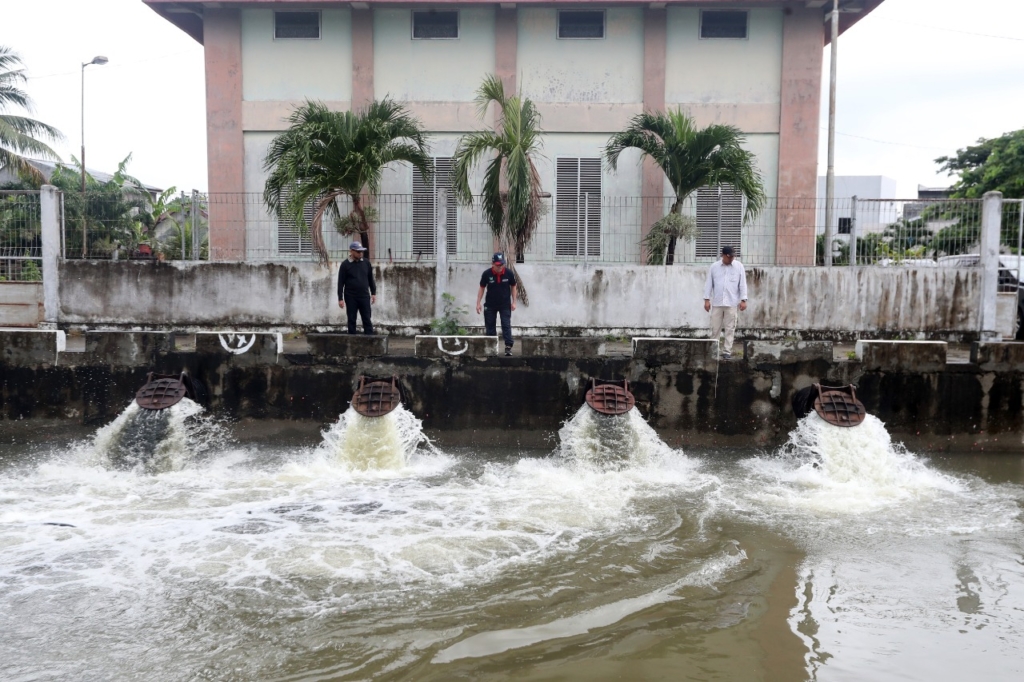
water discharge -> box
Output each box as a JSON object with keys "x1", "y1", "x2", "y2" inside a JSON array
[
  {"x1": 320, "y1": 404, "x2": 433, "y2": 470},
  {"x1": 557, "y1": 405, "x2": 674, "y2": 469}
]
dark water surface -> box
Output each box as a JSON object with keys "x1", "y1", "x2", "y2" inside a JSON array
[{"x1": 1, "y1": 408, "x2": 1022, "y2": 681}]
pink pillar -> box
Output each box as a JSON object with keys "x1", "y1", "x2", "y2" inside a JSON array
[
  {"x1": 204, "y1": 8, "x2": 245, "y2": 261},
  {"x1": 496, "y1": 7, "x2": 518, "y2": 95},
  {"x1": 641, "y1": 8, "x2": 667, "y2": 260},
  {"x1": 776, "y1": 8, "x2": 824, "y2": 266}
]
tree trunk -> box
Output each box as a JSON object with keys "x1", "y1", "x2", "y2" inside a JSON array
[
  {"x1": 666, "y1": 199, "x2": 682, "y2": 266},
  {"x1": 352, "y1": 195, "x2": 372, "y2": 254}
]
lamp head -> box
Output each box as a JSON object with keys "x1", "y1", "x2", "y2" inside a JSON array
[{"x1": 88, "y1": 56, "x2": 108, "y2": 66}]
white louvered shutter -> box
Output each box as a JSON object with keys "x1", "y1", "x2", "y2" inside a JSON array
[
  {"x1": 277, "y1": 185, "x2": 313, "y2": 255},
  {"x1": 555, "y1": 157, "x2": 602, "y2": 257},
  {"x1": 695, "y1": 185, "x2": 743, "y2": 258},
  {"x1": 413, "y1": 158, "x2": 458, "y2": 257}
]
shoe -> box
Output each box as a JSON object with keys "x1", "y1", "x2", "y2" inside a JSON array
[
  {"x1": 721, "y1": 352, "x2": 732, "y2": 360},
  {"x1": 505, "y1": 346, "x2": 513, "y2": 357}
]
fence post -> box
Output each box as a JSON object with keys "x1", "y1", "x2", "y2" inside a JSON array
[
  {"x1": 434, "y1": 188, "x2": 449, "y2": 320},
  {"x1": 849, "y1": 195, "x2": 858, "y2": 266},
  {"x1": 191, "y1": 189, "x2": 200, "y2": 260},
  {"x1": 40, "y1": 185, "x2": 60, "y2": 326},
  {"x1": 583, "y1": 192, "x2": 589, "y2": 266},
  {"x1": 979, "y1": 191, "x2": 1003, "y2": 341}
]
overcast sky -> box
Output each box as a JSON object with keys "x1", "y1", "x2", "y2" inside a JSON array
[{"x1": 3, "y1": 0, "x2": 1023, "y2": 197}]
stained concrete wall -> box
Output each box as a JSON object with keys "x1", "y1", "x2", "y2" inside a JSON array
[
  {"x1": 57, "y1": 260, "x2": 980, "y2": 339},
  {"x1": 0, "y1": 282, "x2": 43, "y2": 327}
]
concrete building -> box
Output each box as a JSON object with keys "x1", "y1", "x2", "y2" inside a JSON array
[
  {"x1": 816, "y1": 174, "x2": 897, "y2": 236},
  {"x1": 144, "y1": 0, "x2": 883, "y2": 265}
]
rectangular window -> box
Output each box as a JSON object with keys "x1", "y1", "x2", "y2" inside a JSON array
[
  {"x1": 558, "y1": 10, "x2": 605, "y2": 39},
  {"x1": 700, "y1": 10, "x2": 748, "y2": 40},
  {"x1": 275, "y1": 11, "x2": 321, "y2": 40},
  {"x1": 412, "y1": 11, "x2": 459, "y2": 39},
  {"x1": 276, "y1": 186, "x2": 314, "y2": 256},
  {"x1": 556, "y1": 158, "x2": 602, "y2": 258},
  {"x1": 413, "y1": 158, "x2": 458, "y2": 257},
  {"x1": 695, "y1": 185, "x2": 743, "y2": 258},
  {"x1": 837, "y1": 217, "x2": 852, "y2": 235}
]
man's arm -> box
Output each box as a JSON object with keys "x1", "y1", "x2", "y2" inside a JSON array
[
  {"x1": 738, "y1": 264, "x2": 748, "y2": 311},
  {"x1": 703, "y1": 264, "x2": 715, "y2": 312},
  {"x1": 475, "y1": 285, "x2": 485, "y2": 314},
  {"x1": 367, "y1": 260, "x2": 377, "y2": 304},
  {"x1": 337, "y1": 261, "x2": 346, "y2": 308},
  {"x1": 510, "y1": 285, "x2": 518, "y2": 312}
]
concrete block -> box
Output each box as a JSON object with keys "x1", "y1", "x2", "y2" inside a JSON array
[
  {"x1": 307, "y1": 334, "x2": 388, "y2": 361},
  {"x1": 632, "y1": 338, "x2": 719, "y2": 369},
  {"x1": 970, "y1": 342, "x2": 1024, "y2": 371},
  {"x1": 195, "y1": 332, "x2": 281, "y2": 365},
  {"x1": 745, "y1": 340, "x2": 833, "y2": 366},
  {"x1": 0, "y1": 329, "x2": 65, "y2": 366},
  {"x1": 79, "y1": 332, "x2": 174, "y2": 366},
  {"x1": 415, "y1": 335, "x2": 498, "y2": 358},
  {"x1": 855, "y1": 340, "x2": 947, "y2": 372},
  {"x1": 520, "y1": 337, "x2": 607, "y2": 358}
]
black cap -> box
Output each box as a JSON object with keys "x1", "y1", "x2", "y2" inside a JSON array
[{"x1": 721, "y1": 246, "x2": 734, "y2": 256}]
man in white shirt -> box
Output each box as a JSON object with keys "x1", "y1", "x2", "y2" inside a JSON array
[{"x1": 703, "y1": 245, "x2": 748, "y2": 360}]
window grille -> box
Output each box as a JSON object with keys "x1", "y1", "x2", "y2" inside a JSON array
[
  {"x1": 275, "y1": 12, "x2": 321, "y2": 39},
  {"x1": 695, "y1": 185, "x2": 743, "y2": 258},
  {"x1": 838, "y1": 217, "x2": 853, "y2": 235},
  {"x1": 556, "y1": 158, "x2": 602, "y2": 257},
  {"x1": 276, "y1": 185, "x2": 314, "y2": 255},
  {"x1": 413, "y1": 158, "x2": 458, "y2": 256},
  {"x1": 412, "y1": 11, "x2": 459, "y2": 39},
  {"x1": 700, "y1": 11, "x2": 748, "y2": 39},
  {"x1": 558, "y1": 10, "x2": 605, "y2": 39}
]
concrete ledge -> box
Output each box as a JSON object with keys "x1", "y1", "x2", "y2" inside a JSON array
[
  {"x1": 745, "y1": 340, "x2": 833, "y2": 366},
  {"x1": 75, "y1": 332, "x2": 174, "y2": 366},
  {"x1": 970, "y1": 342, "x2": 1024, "y2": 371},
  {"x1": 632, "y1": 338, "x2": 719, "y2": 369},
  {"x1": 520, "y1": 337, "x2": 607, "y2": 358},
  {"x1": 195, "y1": 332, "x2": 281, "y2": 365},
  {"x1": 307, "y1": 334, "x2": 388, "y2": 361},
  {"x1": 855, "y1": 340, "x2": 947, "y2": 372},
  {"x1": 415, "y1": 335, "x2": 497, "y2": 358},
  {"x1": 0, "y1": 329, "x2": 65, "y2": 366}
]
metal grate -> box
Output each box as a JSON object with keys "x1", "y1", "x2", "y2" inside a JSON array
[
  {"x1": 813, "y1": 385, "x2": 866, "y2": 428},
  {"x1": 135, "y1": 374, "x2": 188, "y2": 410},
  {"x1": 413, "y1": 158, "x2": 457, "y2": 257},
  {"x1": 556, "y1": 157, "x2": 602, "y2": 257},
  {"x1": 585, "y1": 379, "x2": 635, "y2": 416},
  {"x1": 351, "y1": 377, "x2": 402, "y2": 417},
  {"x1": 695, "y1": 184, "x2": 743, "y2": 258}
]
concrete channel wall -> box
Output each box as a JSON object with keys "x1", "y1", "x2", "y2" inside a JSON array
[
  {"x1": 3, "y1": 330, "x2": 1024, "y2": 452},
  {"x1": 57, "y1": 260, "x2": 983, "y2": 339}
]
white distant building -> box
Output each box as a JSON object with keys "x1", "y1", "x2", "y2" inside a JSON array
[{"x1": 817, "y1": 175, "x2": 898, "y2": 237}]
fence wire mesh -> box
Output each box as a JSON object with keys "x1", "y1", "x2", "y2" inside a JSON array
[{"x1": 0, "y1": 190, "x2": 42, "y2": 282}]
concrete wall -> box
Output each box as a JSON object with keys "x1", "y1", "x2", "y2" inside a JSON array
[
  {"x1": 0, "y1": 282, "x2": 43, "y2": 327},
  {"x1": 57, "y1": 260, "x2": 981, "y2": 339}
]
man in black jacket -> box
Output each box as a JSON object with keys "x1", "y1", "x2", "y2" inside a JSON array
[
  {"x1": 476, "y1": 252, "x2": 518, "y2": 356},
  {"x1": 337, "y1": 241, "x2": 377, "y2": 335}
]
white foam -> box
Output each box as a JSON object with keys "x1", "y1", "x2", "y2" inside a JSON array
[
  {"x1": 557, "y1": 406, "x2": 676, "y2": 470},
  {"x1": 318, "y1": 405, "x2": 432, "y2": 470}
]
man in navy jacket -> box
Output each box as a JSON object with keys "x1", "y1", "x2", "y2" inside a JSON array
[{"x1": 338, "y1": 241, "x2": 377, "y2": 335}]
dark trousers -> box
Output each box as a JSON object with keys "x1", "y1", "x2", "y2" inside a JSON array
[
  {"x1": 484, "y1": 307, "x2": 513, "y2": 347},
  {"x1": 345, "y1": 293, "x2": 374, "y2": 335}
]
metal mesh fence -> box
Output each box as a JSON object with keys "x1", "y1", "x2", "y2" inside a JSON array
[{"x1": 0, "y1": 190, "x2": 42, "y2": 282}]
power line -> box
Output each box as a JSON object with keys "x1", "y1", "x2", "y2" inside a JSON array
[
  {"x1": 26, "y1": 50, "x2": 197, "y2": 80},
  {"x1": 886, "y1": 18, "x2": 1024, "y2": 42},
  {"x1": 825, "y1": 128, "x2": 950, "y2": 152}
]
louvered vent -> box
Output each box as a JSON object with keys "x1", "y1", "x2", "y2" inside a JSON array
[
  {"x1": 555, "y1": 157, "x2": 602, "y2": 257},
  {"x1": 695, "y1": 185, "x2": 743, "y2": 258},
  {"x1": 413, "y1": 158, "x2": 458, "y2": 257},
  {"x1": 277, "y1": 185, "x2": 314, "y2": 255}
]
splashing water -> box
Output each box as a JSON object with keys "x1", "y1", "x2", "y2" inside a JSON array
[
  {"x1": 320, "y1": 404, "x2": 432, "y2": 470},
  {"x1": 84, "y1": 398, "x2": 228, "y2": 474},
  {"x1": 557, "y1": 406, "x2": 676, "y2": 470},
  {"x1": 741, "y1": 411, "x2": 963, "y2": 513}
]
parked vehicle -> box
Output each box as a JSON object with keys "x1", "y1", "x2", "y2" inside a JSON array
[{"x1": 938, "y1": 254, "x2": 1024, "y2": 339}]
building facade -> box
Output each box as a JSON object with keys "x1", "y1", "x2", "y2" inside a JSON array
[{"x1": 145, "y1": 0, "x2": 882, "y2": 265}]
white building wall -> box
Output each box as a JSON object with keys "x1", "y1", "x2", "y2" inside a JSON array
[{"x1": 816, "y1": 176, "x2": 899, "y2": 235}]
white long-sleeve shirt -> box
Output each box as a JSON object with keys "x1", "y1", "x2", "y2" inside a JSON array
[{"x1": 703, "y1": 259, "x2": 748, "y2": 308}]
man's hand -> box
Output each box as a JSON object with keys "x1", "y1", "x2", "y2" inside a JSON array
[
  {"x1": 338, "y1": 300, "x2": 345, "y2": 309},
  {"x1": 704, "y1": 300, "x2": 711, "y2": 313},
  {"x1": 371, "y1": 295, "x2": 377, "y2": 305},
  {"x1": 476, "y1": 303, "x2": 482, "y2": 315},
  {"x1": 511, "y1": 301, "x2": 517, "y2": 312},
  {"x1": 739, "y1": 301, "x2": 747, "y2": 312}
]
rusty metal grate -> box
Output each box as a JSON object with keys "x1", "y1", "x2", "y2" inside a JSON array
[
  {"x1": 352, "y1": 376, "x2": 402, "y2": 418},
  {"x1": 585, "y1": 379, "x2": 636, "y2": 416},
  {"x1": 813, "y1": 385, "x2": 866, "y2": 428},
  {"x1": 135, "y1": 374, "x2": 188, "y2": 411}
]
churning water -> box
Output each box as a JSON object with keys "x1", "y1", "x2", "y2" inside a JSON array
[{"x1": 1, "y1": 406, "x2": 1022, "y2": 680}]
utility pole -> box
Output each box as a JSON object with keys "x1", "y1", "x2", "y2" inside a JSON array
[
  {"x1": 80, "y1": 55, "x2": 108, "y2": 257},
  {"x1": 823, "y1": 0, "x2": 839, "y2": 267}
]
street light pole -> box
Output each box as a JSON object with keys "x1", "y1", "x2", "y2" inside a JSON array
[
  {"x1": 80, "y1": 55, "x2": 108, "y2": 256},
  {"x1": 823, "y1": 0, "x2": 839, "y2": 267}
]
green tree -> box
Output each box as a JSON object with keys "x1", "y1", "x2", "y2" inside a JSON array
[
  {"x1": 605, "y1": 109, "x2": 765, "y2": 265},
  {"x1": 453, "y1": 75, "x2": 544, "y2": 305},
  {"x1": 0, "y1": 47, "x2": 63, "y2": 182},
  {"x1": 263, "y1": 99, "x2": 431, "y2": 265},
  {"x1": 937, "y1": 130, "x2": 1024, "y2": 199}
]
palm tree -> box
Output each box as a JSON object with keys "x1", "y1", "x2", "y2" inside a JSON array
[
  {"x1": 453, "y1": 75, "x2": 544, "y2": 305},
  {"x1": 0, "y1": 47, "x2": 63, "y2": 182},
  {"x1": 605, "y1": 109, "x2": 765, "y2": 265},
  {"x1": 263, "y1": 99, "x2": 431, "y2": 265}
]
